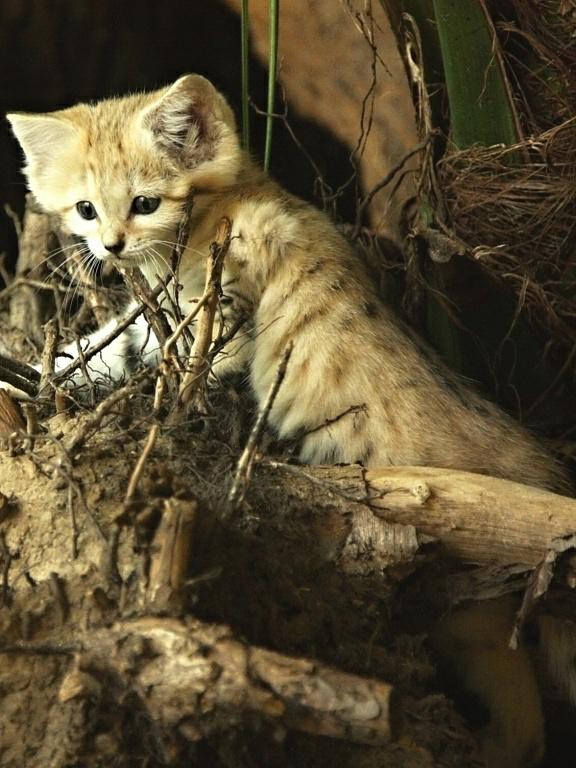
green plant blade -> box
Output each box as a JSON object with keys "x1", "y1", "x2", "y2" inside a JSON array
[
  {"x1": 240, "y1": 0, "x2": 250, "y2": 151},
  {"x1": 264, "y1": 0, "x2": 279, "y2": 171},
  {"x1": 433, "y1": 0, "x2": 522, "y2": 149}
]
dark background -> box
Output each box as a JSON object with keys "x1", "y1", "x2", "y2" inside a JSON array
[
  {"x1": 2, "y1": 0, "x2": 573, "y2": 434},
  {"x1": 0, "y1": 0, "x2": 354, "y2": 268}
]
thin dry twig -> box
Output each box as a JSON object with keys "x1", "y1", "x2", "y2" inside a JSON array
[
  {"x1": 353, "y1": 134, "x2": 435, "y2": 238},
  {"x1": 38, "y1": 317, "x2": 59, "y2": 400},
  {"x1": 125, "y1": 217, "x2": 232, "y2": 507},
  {"x1": 227, "y1": 342, "x2": 293, "y2": 513},
  {"x1": 0, "y1": 354, "x2": 40, "y2": 397},
  {"x1": 53, "y1": 298, "x2": 155, "y2": 385},
  {"x1": 0, "y1": 532, "x2": 13, "y2": 606},
  {"x1": 65, "y1": 373, "x2": 150, "y2": 455},
  {"x1": 170, "y1": 194, "x2": 195, "y2": 275},
  {"x1": 117, "y1": 265, "x2": 173, "y2": 349},
  {"x1": 179, "y1": 217, "x2": 232, "y2": 413},
  {"x1": 124, "y1": 421, "x2": 160, "y2": 509}
]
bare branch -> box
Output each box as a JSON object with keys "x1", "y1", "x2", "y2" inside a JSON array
[
  {"x1": 80, "y1": 617, "x2": 398, "y2": 746},
  {"x1": 38, "y1": 318, "x2": 59, "y2": 400},
  {"x1": 0, "y1": 354, "x2": 40, "y2": 397},
  {"x1": 52, "y1": 299, "x2": 152, "y2": 385},
  {"x1": 65, "y1": 374, "x2": 150, "y2": 455},
  {"x1": 178, "y1": 216, "x2": 232, "y2": 412},
  {"x1": 227, "y1": 342, "x2": 293, "y2": 512},
  {"x1": 117, "y1": 264, "x2": 172, "y2": 349}
]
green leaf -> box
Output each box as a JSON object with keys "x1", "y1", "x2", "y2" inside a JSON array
[{"x1": 433, "y1": 0, "x2": 522, "y2": 149}]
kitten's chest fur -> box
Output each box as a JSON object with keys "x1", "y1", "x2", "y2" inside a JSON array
[{"x1": 181, "y1": 173, "x2": 568, "y2": 493}]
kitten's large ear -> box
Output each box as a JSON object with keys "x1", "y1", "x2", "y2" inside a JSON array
[
  {"x1": 7, "y1": 113, "x2": 79, "y2": 175},
  {"x1": 143, "y1": 74, "x2": 236, "y2": 166}
]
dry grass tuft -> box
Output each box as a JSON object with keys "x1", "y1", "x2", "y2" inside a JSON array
[{"x1": 438, "y1": 117, "x2": 576, "y2": 344}]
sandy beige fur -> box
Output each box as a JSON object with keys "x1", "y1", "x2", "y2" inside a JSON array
[
  {"x1": 5, "y1": 75, "x2": 570, "y2": 492},
  {"x1": 7, "y1": 75, "x2": 574, "y2": 767}
]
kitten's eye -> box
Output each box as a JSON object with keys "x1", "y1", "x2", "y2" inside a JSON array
[
  {"x1": 76, "y1": 201, "x2": 97, "y2": 220},
  {"x1": 131, "y1": 196, "x2": 160, "y2": 215}
]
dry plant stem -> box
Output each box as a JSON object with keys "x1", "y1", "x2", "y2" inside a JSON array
[
  {"x1": 0, "y1": 390, "x2": 26, "y2": 434},
  {"x1": 0, "y1": 531, "x2": 12, "y2": 605},
  {"x1": 0, "y1": 355, "x2": 39, "y2": 397},
  {"x1": 170, "y1": 193, "x2": 195, "y2": 274},
  {"x1": 158, "y1": 193, "x2": 195, "y2": 344},
  {"x1": 124, "y1": 421, "x2": 160, "y2": 508},
  {"x1": 38, "y1": 317, "x2": 59, "y2": 400},
  {"x1": 72, "y1": 617, "x2": 397, "y2": 746},
  {"x1": 0, "y1": 642, "x2": 76, "y2": 656},
  {"x1": 23, "y1": 403, "x2": 38, "y2": 434},
  {"x1": 227, "y1": 342, "x2": 293, "y2": 511},
  {"x1": 22, "y1": 403, "x2": 39, "y2": 452},
  {"x1": 124, "y1": 292, "x2": 212, "y2": 508},
  {"x1": 179, "y1": 216, "x2": 232, "y2": 412},
  {"x1": 352, "y1": 135, "x2": 435, "y2": 238},
  {"x1": 146, "y1": 498, "x2": 198, "y2": 611},
  {"x1": 164, "y1": 293, "x2": 211, "y2": 362},
  {"x1": 0, "y1": 253, "x2": 13, "y2": 289},
  {"x1": 53, "y1": 299, "x2": 153, "y2": 385},
  {"x1": 510, "y1": 550, "x2": 559, "y2": 650},
  {"x1": 124, "y1": 297, "x2": 214, "y2": 506},
  {"x1": 124, "y1": 357, "x2": 172, "y2": 509},
  {"x1": 118, "y1": 264, "x2": 173, "y2": 348},
  {"x1": 65, "y1": 374, "x2": 149, "y2": 455},
  {"x1": 10, "y1": 194, "x2": 53, "y2": 346},
  {"x1": 123, "y1": 201, "x2": 200, "y2": 503},
  {"x1": 4, "y1": 203, "x2": 22, "y2": 241}
]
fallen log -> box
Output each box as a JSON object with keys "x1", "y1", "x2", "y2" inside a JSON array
[
  {"x1": 52, "y1": 616, "x2": 399, "y2": 749},
  {"x1": 258, "y1": 462, "x2": 576, "y2": 570}
]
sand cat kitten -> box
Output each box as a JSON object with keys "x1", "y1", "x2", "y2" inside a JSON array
[
  {"x1": 7, "y1": 75, "x2": 573, "y2": 767},
  {"x1": 6, "y1": 75, "x2": 569, "y2": 491}
]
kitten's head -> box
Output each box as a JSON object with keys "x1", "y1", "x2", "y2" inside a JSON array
[{"x1": 7, "y1": 74, "x2": 240, "y2": 266}]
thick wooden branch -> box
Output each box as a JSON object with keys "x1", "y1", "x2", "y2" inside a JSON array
[
  {"x1": 68, "y1": 617, "x2": 397, "y2": 747},
  {"x1": 365, "y1": 465, "x2": 576, "y2": 567},
  {"x1": 5, "y1": 582, "x2": 396, "y2": 753},
  {"x1": 117, "y1": 264, "x2": 173, "y2": 348},
  {"x1": 257, "y1": 463, "x2": 576, "y2": 570}
]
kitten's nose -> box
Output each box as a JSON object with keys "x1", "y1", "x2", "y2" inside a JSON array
[{"x1": 103, "y1": 239, "x2": 125, "y2": 255}]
